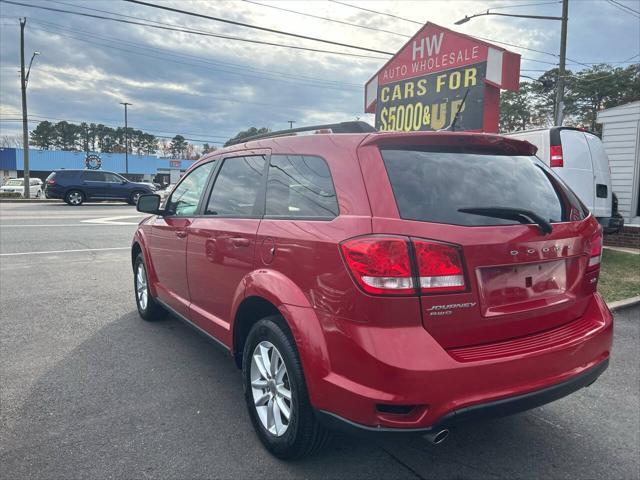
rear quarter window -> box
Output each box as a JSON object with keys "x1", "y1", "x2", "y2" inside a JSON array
[
  {"x1": 381, "y1": 148, "x2": 587, "y2": 226},
  {"x1": 265, "y1": 154, "x2": 338, "y2": 219}
]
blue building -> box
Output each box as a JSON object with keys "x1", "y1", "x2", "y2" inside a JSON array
[{"x1": 0, "y1": 148, "x2": 196, "y2": 183}]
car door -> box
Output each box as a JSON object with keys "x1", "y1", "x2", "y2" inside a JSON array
[
  {"x1": 81, "y1": 170, "x2": 109, "y2": 198},
  {"x1": 103, "y1": 172, "x2": 128, "y2": 199},
  {"x1": 186, "y1": 153, "x2": 267, "y2": 344},
  {"x1": 148, "y1": 160, "x2": 216, "y2": 318}
]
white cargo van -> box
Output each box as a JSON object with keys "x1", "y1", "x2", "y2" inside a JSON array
[{"x1": 506, "y1": 127, "x2": 623, "y2": 232}]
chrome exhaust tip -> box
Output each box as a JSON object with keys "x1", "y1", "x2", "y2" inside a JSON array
[{"x1": 423, "y1": 429, "x2": 450, "y2": 445}]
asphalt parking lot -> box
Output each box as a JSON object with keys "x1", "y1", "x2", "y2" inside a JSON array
[{"x1": 1, "y1": 201, "x2": 639, "y2": 480}]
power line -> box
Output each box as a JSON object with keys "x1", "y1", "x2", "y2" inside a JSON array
[
  {"x1": 242, "y1": 0, "x2": 411, "y2": 38},
  {"x1": 0, "y1": 116, "x2": 229, "y2": 143},
  {"x1": 29, "y1": 17, "x2": 360, "y2": 87},
  {"x1": 329, "y1": 1, "x2": 422, "y2": 25},
  {"x1": 27, "y1": 21, "x2": 363, "y2": 92},
  {"x1": 123, "y1": 0, "x2": 394, "y2": 55},
  {"x1": 607, "y1": 0, "x2": 640, "y2": 16},
  {"x1": 0, "y1": 0, "x2": 386, "y2": 59}
]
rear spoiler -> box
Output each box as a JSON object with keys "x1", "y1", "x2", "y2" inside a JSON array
[{"x1": 360, "y1": 131, "x2": 538, "y2": 156}]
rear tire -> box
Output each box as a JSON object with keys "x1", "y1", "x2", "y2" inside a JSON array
[
  {"x1": 243, "y1": 315, "x2": 331, "y2": 459},
  {"x1": 65, "y1": 190, "x2": 84, "y2": 206},
  {"x1": 133, "y1": 253, "x2": 164, "y2": 321}
]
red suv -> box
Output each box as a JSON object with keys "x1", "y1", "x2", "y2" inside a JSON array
[{"x1": 132, "y1": 122, "x2": 612, "y2": 459}]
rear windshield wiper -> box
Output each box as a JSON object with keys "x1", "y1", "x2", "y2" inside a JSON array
[{"x1": 458, "y1": 207, "x2": 553, "y2": 235}]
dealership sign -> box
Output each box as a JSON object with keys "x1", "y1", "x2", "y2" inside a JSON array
[{"x1": 365, "y1": 23, "x2": 520, "y2": 133}]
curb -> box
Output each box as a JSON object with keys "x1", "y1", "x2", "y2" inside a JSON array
[
  {"x1": 607, "y1": 295, "x2": 640, "y2": 312},
  {"x1": 0, "y1": 198, "x2": 58, "y2": 203}
]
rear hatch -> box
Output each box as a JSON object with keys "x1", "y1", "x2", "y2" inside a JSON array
[{"x1": 371, "y1": 138, "x2": 601, "y2": 349}]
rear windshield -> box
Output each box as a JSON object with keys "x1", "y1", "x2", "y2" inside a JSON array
[{"x1": 381, "y1": 148, "x2": 587, "y2": 226}]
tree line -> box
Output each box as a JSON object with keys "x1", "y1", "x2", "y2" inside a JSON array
[
  {"x1": 500, "y1": 64, "x2": 639, "y2": 134},
  {"x1": 28, "y1": 121, "x2": 213, "y2": 159}
]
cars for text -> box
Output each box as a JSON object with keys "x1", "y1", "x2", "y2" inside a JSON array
[{"x1": 131, "y1": 122, "x2": 612, "y2": 459}]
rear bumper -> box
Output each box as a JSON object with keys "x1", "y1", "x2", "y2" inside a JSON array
[
  {"x1": 598, "y1": 215, "x2": 624, "y2": 234},
  {"x1": 302, "y1": 293, "x2": 613, "y2": 432},
  {"x1": 316, "y1": 357, "x2": 608, "y2": 435}
]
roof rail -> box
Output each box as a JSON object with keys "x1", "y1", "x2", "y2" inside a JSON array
[{"x1": 225, "y1": 121, "x2": 377, "y2": 146}]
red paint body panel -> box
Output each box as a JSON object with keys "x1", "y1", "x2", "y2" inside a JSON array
[{"x1": 133, "y1": 130, "x2": 612, "y2": 431}]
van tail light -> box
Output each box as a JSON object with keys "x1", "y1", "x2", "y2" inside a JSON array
[
  {"x1": 550, "y1": 145, "x2": 564, "y2": 167},
  {"x1": 47, "y1": 179, "x2": 56, "y2": 185},
  {"x1": 587, "y1": 228, "x2": 603, "y2": 270},
  {"x1": 413, "y1": 240, "x2": 466, "y2": 293},
  {"x1": 340, "y1": 236, "x2": 414, "y2": 295}
]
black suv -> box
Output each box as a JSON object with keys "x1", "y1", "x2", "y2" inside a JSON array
[{"x1": 45, "y1": 169, "x2": 156, "y2": 206}]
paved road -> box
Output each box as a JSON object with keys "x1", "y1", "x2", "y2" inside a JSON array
[{"x1": 1, "y1": 202, "x2": 639, "y2": 479}]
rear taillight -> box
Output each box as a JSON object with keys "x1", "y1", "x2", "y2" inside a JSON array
[
  {"x1": 550, "y1": 145, "x2": 563, "y2": 167},
  {"x1": 588, "y1": 229, "x2": 603, "y2": 270},
  {"x1": 413, "y1": 240, "x2": 466, "y2": 293},
  {"x1": 340, "y1": 236, "x2": 414, "y2": 295},
  {"x1": 340, "y1": 236, "x2": 466, "y2": 295},
  {"x1": 47, "y1": 179, "x2": 56, "y2": 184}
]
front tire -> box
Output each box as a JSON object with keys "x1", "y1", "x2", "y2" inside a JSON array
[
  {"x1": 129, "y1": 190, "x2": 144, "y2": 205},
  {"x1": 133, "y1": 253, "x2": 164, "y2": 321},
  {"x1": 243, "y1": 316, "x2": 330, "y2": 459},
  {"x1": 65, "y1": 190, "x2": 84, "y2": 206}
]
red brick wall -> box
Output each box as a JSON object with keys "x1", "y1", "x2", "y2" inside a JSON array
[{"x1": 604, "y1": 225, "x2": 640, "y2": 249}]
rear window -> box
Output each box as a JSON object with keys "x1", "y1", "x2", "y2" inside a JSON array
[{"x1": 381, "y1": 148, "x2": 587, "y2": 226}]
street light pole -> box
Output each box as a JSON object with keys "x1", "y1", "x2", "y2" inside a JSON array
[
  {"x1": 555, "y1": 0, "x2": 569, "y2": 126},
  {"x1": 120, "y1": 102, "x2": 132, "y2": 175},
  {"x1": 455, "y1": 1, "x2": 568, "y2": 126},
  {"x1": 287, "y1": 120, "x2": 296, "y2": 129},
  {"x1": 19, "y1": 18, "x2": 30, "y2": 199}
]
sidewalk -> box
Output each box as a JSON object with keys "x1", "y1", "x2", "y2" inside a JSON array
[{"x1": 604, "y1": 246, "x2": 640, "y2": 255}]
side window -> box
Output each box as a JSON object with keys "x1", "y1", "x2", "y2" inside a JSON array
[
  {"x1": 104, "y1": 173, "x2": 123, "y2": 183},
  {"x1": 205, "y1": 156, "x2": 266, "y2": 216},
  {"x1": 165, "y1": 161, "x2": 215, "y2": 216},
  {"x1": 265, "y1": 155, "x2": 338, "y2": 218},
  {"x1": 83, "y1": 171, "x2": 106, "y2": 182}
]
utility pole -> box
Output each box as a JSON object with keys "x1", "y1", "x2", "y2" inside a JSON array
[
  {"x1": 287, "y1": 120, "x2": 295, "y2": 129},
  {"x1": 120, "y1": 102, "x2": 132, "y2": 174},
  {"x1": 555, "y1": 0, "x2": 569, "y2": 126},
  {"x1": 19, "y1": 18, "x2": 30, "y2": 199}
]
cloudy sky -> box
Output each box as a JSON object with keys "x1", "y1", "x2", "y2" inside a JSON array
[{"x1": 1, "y1": 0, "x2": 639, "y2": 147}]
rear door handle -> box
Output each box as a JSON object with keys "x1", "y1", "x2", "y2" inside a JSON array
[
  {"x1": 175, "y1": 230, "x2": 187, "y2": 238},
  {"x1": 230, "y1": 237, "x2": 250, "y2": 247}
]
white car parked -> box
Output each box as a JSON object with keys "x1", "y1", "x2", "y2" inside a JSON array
[{"x1": 0, "y1": 178, "x2": 43, "y2": 197}]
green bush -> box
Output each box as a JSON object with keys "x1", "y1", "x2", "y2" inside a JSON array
[{"x1": 0, "y1": 192, "x2": 22, "y2": 198}]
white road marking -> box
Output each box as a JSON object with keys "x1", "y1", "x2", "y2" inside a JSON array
[
  {"x1": 0, "y1": 247, "x2": 130, "y2": 257},
  {"x1": 1, "y1": 224, "x2": 137, "y2": 227},
  {"x1": 81, "y1": 215, "x2": 143, "y2": 225}
]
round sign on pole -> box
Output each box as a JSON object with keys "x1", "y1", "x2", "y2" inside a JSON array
[{"x1": 85, "y1": 154, "x2": 102, "y2": 170}]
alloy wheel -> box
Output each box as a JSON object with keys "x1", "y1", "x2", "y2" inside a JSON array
[
  {"x1": 250, "y1": 341, "x2": 292, "y2": 437},
  {"x1": 136, "y1": 262, "x2": 148, "y2": 310},
  {"x1": 68, "y1": 192, "x2": 82, "y2": 205}
]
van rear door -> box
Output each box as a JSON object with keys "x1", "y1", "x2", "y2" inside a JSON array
[
  {"x1": 584, "y1": 132, "x2": 613, "y2": 218},
  {"x1": 557, "y1": 129, "x2": 595, "y2": 213}
]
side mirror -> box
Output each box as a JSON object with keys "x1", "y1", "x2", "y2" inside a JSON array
[
  {"x1": 121, "y1": 180, "x2": 128, "y2": 184},
  {"x1": 137, "y1": 194, "x2": 163, "y2": 215}
]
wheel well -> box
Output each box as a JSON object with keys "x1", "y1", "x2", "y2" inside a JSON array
[
  {"x1": 233, "y1": 296, "x2": 281, "y2": 369},
  {"x1": 131, "y1": 242, "x2": 142, "y2": 270}
]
